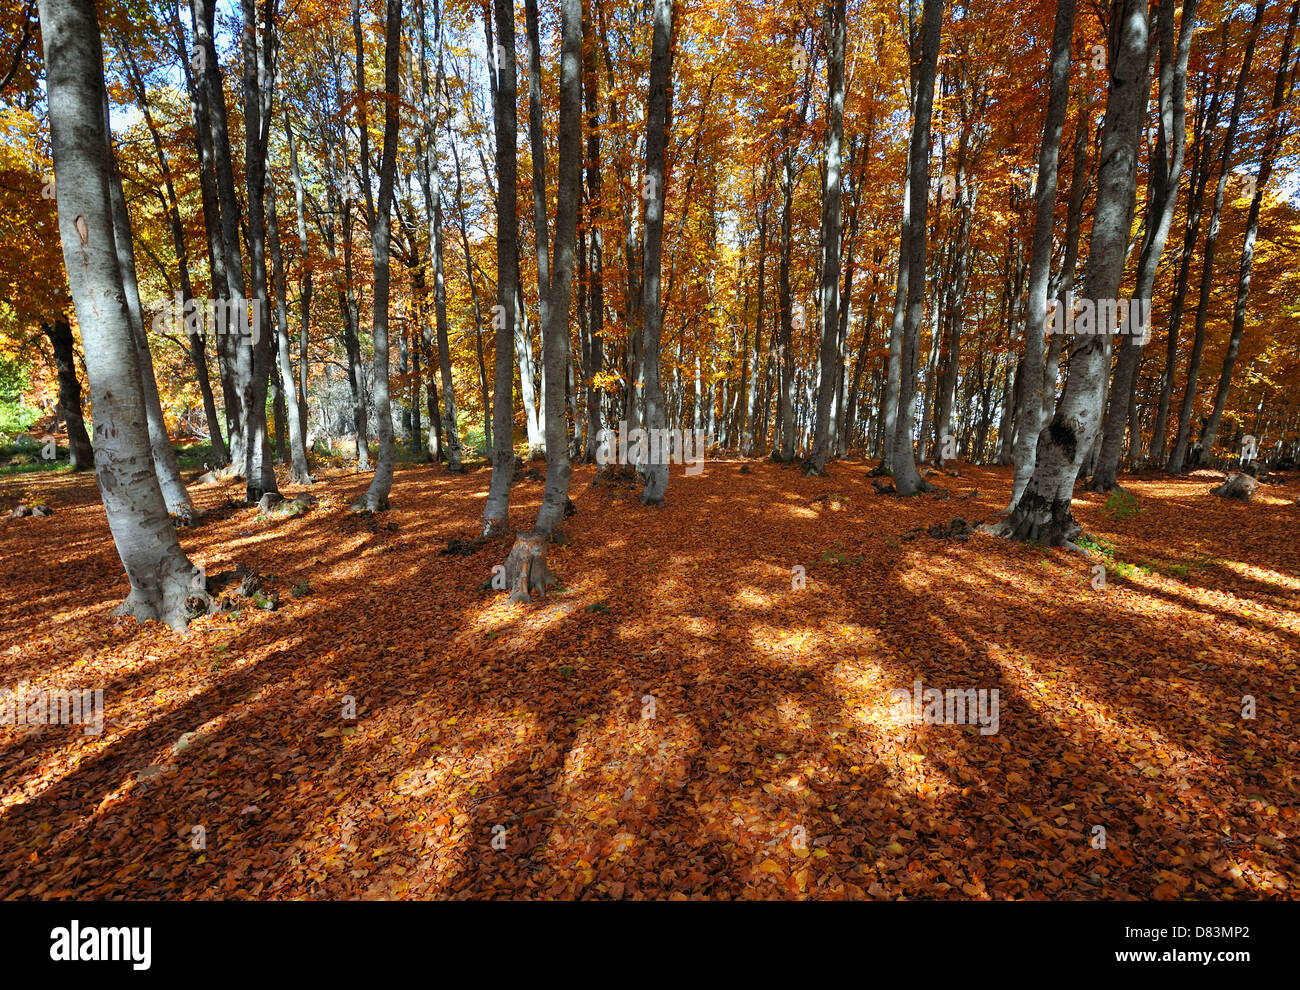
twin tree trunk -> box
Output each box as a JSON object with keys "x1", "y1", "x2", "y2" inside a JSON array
[
  {"x1": 1006, "y1": 0, "x2": 1075, "y2": 511},
  {"x1": 39, "y1": 0, "x2": 200, "y2": 629},
  {"x1": 997, "y1": 0, "x2": 1151, "y2": 545}
]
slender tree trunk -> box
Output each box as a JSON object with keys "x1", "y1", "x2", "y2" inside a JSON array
[
  {"x1": 43, "y1": 316, "x2": 94, "y2": 468},
  {"x1": 807, "y1": 0, "x2": 847, "y2": 475},
  {"x1": 891, "y1": 0, "x2": 944, "y2": 496},
  {"x1": 238, "y1": 0, "x2": 279, "y2": 505},
  {"x1": 1199, "y1": 1, "x2": 1298, "y2": 459},
  {"x1": 121, "y1": 36, "x2": 227, "y2": 466},
  {"x1": 357, "y1": 0, "x2": 403, "y2": 511},
  {"x1": 194, "y1": 0, "x2": 250, "y2": 475},
  {"x1": 103, "y1": 86, "x2": 196, "y2": 521},
  {"x1": 638, "y1": 0, "x2": 675, "y2": 505},
  {"x1": 581, "y1": 2, "x2": 605, "y2": 462},
  {"x1": 417, "y1": 0, "x2": 464, "y2": 472},
  {"x1": 1090, "y1": 0, "x2": 1200, "y2": 491},
  {"x1": 285, "y1": 111, "x2": 313, "y2": 447},
  {"x1": 267, "y1": 176, "x2": 311, "y2": 482},
  {"x1": 1169, "y1": 0, "x2": 1265, "y2": 473},
  {"x1": 482, "y1": 0, "x2": 520, "y2": 536}
]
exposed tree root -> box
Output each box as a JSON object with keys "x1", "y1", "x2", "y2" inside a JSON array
[{"x1": 500, "y1": 530, "x2": 557, "y2": 603}]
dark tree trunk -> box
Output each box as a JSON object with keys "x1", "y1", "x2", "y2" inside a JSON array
[{"x1": 43, "y1": 315, "x2": 94, "y2": 469}]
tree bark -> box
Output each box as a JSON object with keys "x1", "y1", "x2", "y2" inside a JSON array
[
  {"x1": 996, "y1": 0, "x2": 1151, "y2": 545},
  {"x1": 482, "y1": 0, "x2": 520, "y2": 537},
  {"x1": 807, "y1": 0, "x2": 847, "y2": 475},
  {"x1": 532, "y1": 0, "x2": 583, "y2": 533},
  {"x1": 891, "y1": 0, "x2": 943, "y2": 496},
  {"x1": 1198, "y1": 1, "x2": 1298, "y2": 460},
  {"x1": 357, "y1": 0, "x2": 403, "y2": 511},
  {"x1": 638, "y1": 0, "x2": 675, "y2": 505},
  {"x1": 267, "y1": 175, "x2": 311, "y2": 482},
  {"x1": 1090, "y1": 0, "x2": 1200, "y2": 491},
  {"x1": 43, "y1": 315, "x2": 94, "y2": 468},
  {"x1": 1168, "y1": 1, "x2": 1265, "y2": 473},
  {"x1": 1006, "y1": 0, "x2": 1076, "y2": 509},
  {"x1": 103, "y1": 84, "x2": 196, "y2": 522},
  {"x1": 39, "y1": 0, "x2": 200, "y2": 629}
]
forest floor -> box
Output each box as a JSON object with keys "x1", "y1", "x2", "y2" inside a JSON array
[{"x1": 0, "y1": 454, "x2": 1296, "y2": 899}]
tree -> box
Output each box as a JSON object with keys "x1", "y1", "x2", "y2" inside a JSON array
[
  {"x1": 1168, "y1": 1, "x2": 1265, "y2": 474},
  {"x1": 41, "y1": 315, "x2": 93, "y2": 468},
  {"x1": 638, "y1": 0, "x2": 675, "y2": 506},
  {"x1": 38, "y1": 0, "x2": 200, "y2": 629},
  {"x1": 890, "y1": 0, "x2": 944, "y2": 497},
  {"x1": 482, "y1": 0, "x2": 520, "y2": 538},
  {"x1": 533, "y1": 0, "x2": 584, "y2": 532},
  {"x1": 1005, "y1": 0, "x2": 1076, "y2": 511},
  {"x1": 1197, "y1": 0, "x2": 1299, "y2": 462},
  {"x1": 993, "y1": 0, "x2": 1151, "y2": 545},
  {"x1": 355, "y1": 0, "x2": 404, "y2": 511},
  {"x1": 1090, "y1": 0, "x2": 1200, "y2": 491},
  {"x1": 807, "y1": 0, "x2": 847, "y2": 476}
]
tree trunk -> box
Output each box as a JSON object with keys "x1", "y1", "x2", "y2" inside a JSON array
[
  {"x1": 1198, "y1": 1, "x2": 1298, "y2": 459},
  {"x1": 1006, "y1": 0, "x2": 1076, "y2": 509},
  {"x1": 417, "y1": 0, "x2": 464, "y2": 473},
  {"x1": 807, "y1": 0, "x2": 847, "y2": 475},
  {"x1": 121, "y1": 36, "x2": 227, "y2": 466},
  {"x1": 1090, "y1": 0, "x2": 1200, "y2": 492},
  {"x1": 285, "y1": 111, "x2": 313, "y2": 447},
  {"x1": 581, "y1": 2, "x2": 606, "y2": 463},
  {"x1": 238, "y1": 0, "x2": 280, "y2": 506},
  {"x1": 356, "y1": 0, "x2": 403, "y2": 511},
  {"x1": 531, "y1": 0, "x2": 583, "y2": 534},
  {"x1": 996, "y1": 0, "x2": 1150, "y2": 545},
  {"x1": 638, "y1": 0, "x2": 675, "y2": 505},
  {"x1": 43, "y1": 316, "x2": 94, "y2": 468},
  {"x1": 40, "y1": 0, "x2": 199, "y2": 629},
  {"x1": 891, "y1": 0, "x2": 943, "y2": 496},
  {"x1": 103, "y1": 85, "x2": 195, "y2": 522},
  {"x1": 267, "y1": 176, "x2": 311, "y2": 483},
  {"x1": 194, "y1": 0, "x2": 250, "y2": 475},
  {"x1": 482, "y1": 0, "x2": 520, "y2": 537},
  {"x1": 1168, "y1": 0, "x2": 1265, "y2": 473}
]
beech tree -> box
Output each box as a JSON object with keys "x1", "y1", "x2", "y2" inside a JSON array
[
  {"x1": 481, "y1": 0, "x2": 519, "y2": 538},
  {"x1": 993, "y1": 0, "x2": 1151, "y2": 545},
  {"x1": 38, "y1": 0, "x2": 200, "y2": 629},
  {"x1": 355, "y1": 0, "x2": 403, "y2": 512},
  {"x1": 890, "y1": 0, "x2": 943, "y2": 497},
  {"x1": 807, "y1": 0, "x2": 847, "y2": 477},
  {"x1": 1005, "y1": 0, "x2": 1075, "y2": 512},
  {"x1": 638, "y1": 0, "x2": 675, "y2": 506}
]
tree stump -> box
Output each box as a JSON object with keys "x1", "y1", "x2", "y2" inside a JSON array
[
  {"x1": 502, "y1": 530, "x2": 556, "y2": 603},
  {"x1": 1210, "y1": 473, "x2": 1258, "y2": 501}
]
